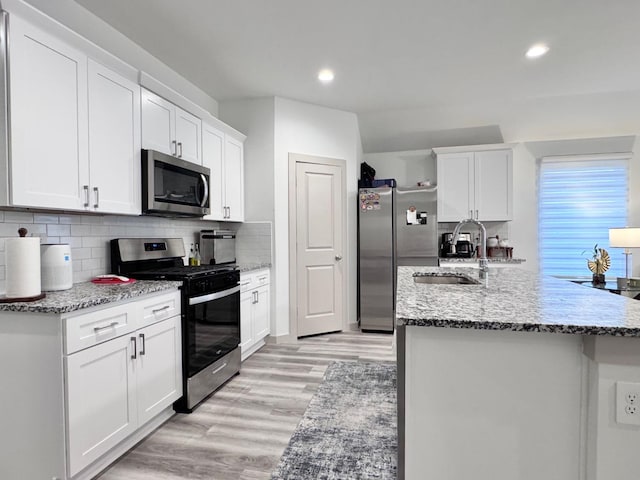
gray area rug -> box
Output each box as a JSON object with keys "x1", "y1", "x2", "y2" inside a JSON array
[{"x1": 271, "y1": 361, "x2": 397, "y2": 480}]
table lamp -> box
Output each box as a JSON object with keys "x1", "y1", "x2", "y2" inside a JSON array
[{"x1": 609, "y1": 227, "x2": 640, "y2": 289}]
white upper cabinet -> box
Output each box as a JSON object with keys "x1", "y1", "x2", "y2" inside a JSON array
[
  {"x1": 202, "y1": 122, "x2": 245, "y2": 222},
  {"x1": 202, "y1": 122, "x2": 225, "y2": 219},
  {"x1": 224, "y1": 135, "x2": 245, "y2": 222},
  {"x1": 88, "y1": 59, "x2": 141, "y2": 214},
  {"x1": 435, "y1": 145, "x2": 513, "y2": 222},
  {"x1": 9, "y1": 14, "x2": 89, "y2": 210},
  {"x1": 8, "y1": 14, "x2": 141, "y2": 214},
  {"x1": 141, "y1": 88, "x2": 202, "y2": 164}
]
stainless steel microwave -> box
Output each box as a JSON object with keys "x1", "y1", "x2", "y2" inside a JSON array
[{"x1": 142, "y1": 149, "x2": 210, "y2": 217}]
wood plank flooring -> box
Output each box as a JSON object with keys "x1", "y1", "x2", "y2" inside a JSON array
[{"x1": 98, "y1": 330, "x2": 396, "y2": 480}]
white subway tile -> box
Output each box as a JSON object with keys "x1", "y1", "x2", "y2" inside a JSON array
[
  {"x1": 34, "y1": 214, "x2": 60, "y2": 224},
  {"x1": 70, "y1": 225, "x2": 92, "y2": 236},
  {"x1": 82, "y1": 258, "x2": 101, "y2": 270},
  {"x1": 47, "y1": 224, "x2": 71, "y2": 237},
  {"x1": 72, "y1": 247, "x2": 92, "y2": 260},
  {"x1": 4, "y1": 211, "x2": 34, "y2": 223},
  {"x1": 58, "y1": 215, "x2": 83, "y2": 225}
]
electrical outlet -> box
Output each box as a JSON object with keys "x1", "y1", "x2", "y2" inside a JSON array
[{"x1": 616, "y1": 381, "x2": 640, "y2": 426}]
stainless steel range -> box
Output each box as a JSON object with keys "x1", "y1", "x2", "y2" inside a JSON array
[{"x1": 110, "y1": 238, "x2": 240, "y2": 413}]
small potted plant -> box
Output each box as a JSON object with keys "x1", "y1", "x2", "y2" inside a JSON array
[{"x1": 586, "y1": 244, "x2": 610, "y2": 285}]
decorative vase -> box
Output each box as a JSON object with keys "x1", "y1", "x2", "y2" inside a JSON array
[{"x1": 592, "y1": 273, "x2": 605, "y2": 286}]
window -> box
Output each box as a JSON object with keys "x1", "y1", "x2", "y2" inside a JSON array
[{"x1": 538, "y1": 155, "x2": 629, "y2": 277}]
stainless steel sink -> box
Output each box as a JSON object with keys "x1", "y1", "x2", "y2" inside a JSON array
[{"x1": 413, "y1": 274, "x2": 479, "y2": 285}]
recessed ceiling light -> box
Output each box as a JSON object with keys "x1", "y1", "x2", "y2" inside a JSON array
[
  {"x1": 526, "y1": 43, "x2": 550, "y2": 59},
  {"x1": 318, "y1": 69, "x2": 335, "y2": 83}
]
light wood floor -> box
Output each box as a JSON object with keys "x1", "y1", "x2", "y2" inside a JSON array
[{"x1": 98, "y1": 330, "x2": 396, "y2": 480}]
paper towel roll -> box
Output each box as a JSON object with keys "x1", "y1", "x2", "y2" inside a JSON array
[{"x1": 6, "y1": 237, "x2": 41, "y2": 298}]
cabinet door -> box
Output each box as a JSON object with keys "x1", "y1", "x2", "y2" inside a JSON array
[
  {"x1": 141, "y1": 89, "x2": 176, "y2": 156},
  {"x1": 136, "y1": 316, "x2": 182, "y2": 426},
  {"x1": 9, "y1": 15, "x2": 88, "y2": 210},
  {"x1": 175, "y1": 107, "x2": 202, "y2": 164},
  {"x1": 475, "y1": 149, "x2": 513, "y2": 221},
  {"x1": 224, "y1": 136, "x2": 245, "y2": 221},
  {"x1": 202, "y1": 123, "x2": 225, "y2": 220},
  {"x1": 253, "y1": 285, "x2": 270, "y2": 340},
  {"x1": 65, "y1": 334, "x2": 137, "y2": 477},
  {"x1": 240, "y1": 290, "x2": 253, "y2": 357},
  {"x1": 436, "y1": 152, "x2": 474, "y2": 222},
  {"x1": 88, "y1": 60, "x2": 141, "y2": 214}
]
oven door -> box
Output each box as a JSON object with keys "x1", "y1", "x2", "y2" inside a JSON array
[
  {"x1": 186, "y1": 284, "x2": 240, "y2": 378},
  {"x1": 142, "y1": 149, "x2": 210, "y2": 216}
]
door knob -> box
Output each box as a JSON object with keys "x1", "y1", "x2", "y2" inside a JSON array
[{"x1": 335, "y1": 255, "x2": 342, "y2": 261}]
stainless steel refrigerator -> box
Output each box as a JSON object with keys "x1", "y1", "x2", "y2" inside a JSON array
[{"x1": 357, "y1": 185, "x2": 438, "y2": 331}]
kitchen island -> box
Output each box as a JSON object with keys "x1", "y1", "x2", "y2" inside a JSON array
[{"x1": 396, "y1": 266, "x2": 640, "y2": 480}]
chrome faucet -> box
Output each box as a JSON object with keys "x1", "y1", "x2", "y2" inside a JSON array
[{"x1": 452, "y1": 218, "x2": 489, "y2": 279}]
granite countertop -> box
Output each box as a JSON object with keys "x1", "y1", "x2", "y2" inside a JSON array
[
  {"x1": 0, "y1": 280, "x2": 182, "y2": 314},
  {"x1": 238, "y1": 262, "x2": 271, "y2": 273},
  {"x1": 396, "y1": 266, "x2": 640, "y2": 336},
  {"x1": 439, "y1": 257, "x2": 526, "y2": 264}
]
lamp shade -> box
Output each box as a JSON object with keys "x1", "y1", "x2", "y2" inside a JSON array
[{"x1": 609, "y1": 227, "x2": 640, "y2": 247}]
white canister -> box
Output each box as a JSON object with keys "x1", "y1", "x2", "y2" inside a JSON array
[
  {"x1": 6, "y1": 236, "x2": 41, "y2": 298},
  {"x1": 41, "y1": 244, "x2": 73, "y2": 291}
]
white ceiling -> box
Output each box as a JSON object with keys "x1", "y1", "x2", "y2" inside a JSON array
[{"x1": 71, "y1": 0, "x2": 640, "y2": 152}]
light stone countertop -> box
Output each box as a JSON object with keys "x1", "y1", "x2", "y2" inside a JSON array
[
  {"x1": 238, "y1": 262, "x2": 271, "y2": 273},
  {"x1": 439, "y1": 257, "x2": 526, "y2": 264},
  {"x1": 396, "y1": 266, "x2": 640, "y2": 336},
  {"x1": 0, "y1": 280, "x2": 182, "y2": 314}
]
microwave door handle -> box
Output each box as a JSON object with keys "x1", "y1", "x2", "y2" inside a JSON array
[{"x1": 199, "y1": 173, "x2": 209, "y2": 208}]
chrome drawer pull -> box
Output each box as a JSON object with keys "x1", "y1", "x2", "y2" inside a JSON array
[
  {"x1": 152, "y1": 305, "x2": 171, "y2": 315},
  {"x1": 94, "y1": 321, "x2": 119, "y2": 333}
]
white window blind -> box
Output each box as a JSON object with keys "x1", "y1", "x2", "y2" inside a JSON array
[{"x1": 538, "y1": 155, "x2": 629, "y2": 277}]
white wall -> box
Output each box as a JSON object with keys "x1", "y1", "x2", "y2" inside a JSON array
[
  {"x1": 219, "y1": 98, "x2": 275, "y2": 222},
  {"x1": 274, "y1": 97, "x2": 361, "y2": 337}
]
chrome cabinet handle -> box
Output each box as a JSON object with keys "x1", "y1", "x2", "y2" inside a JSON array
[
  {"x1": 475, "y1": 209, "x2": 479, "y2": 220},
  {"x1": 178, "y1": 142, "x2": 183, "y2": 158},
  {"x1": 94, "y1": 321, "x2": 119, "y2": 333},
  {"x1": 241, "y1": 281, "x2": 251, "y2": 287},
  {"x1": 253, "y1": 291, "x2": 258, "y2": 304},
  {"x1": 335, "y1": 255, "x2": 342, "y2": 261},
  {"x1": 152, "y1": 305, "x2": 171, "y2": 315},
  {"x1": 83, "y1": 185, "x2": 90, "y2": 207},
  {"x1": 469, "y1": 209, "x2": 473, "y2": 219},
  {"x1": 139, "y1": 333, "x2": 146, "y2": 356},
  {"x1": 171, "y1": 140, "x2": 177, "y2": 156},
  {"x1": 93, "y1": 187, "x2": 99, "y2": 209},
  {"x1": 130, "y1": 336, "x2": 137, "y2": 359}
]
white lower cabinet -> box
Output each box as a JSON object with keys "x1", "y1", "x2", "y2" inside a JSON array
[
  {"x1": 0, "y1": 289, "x2": 182, "y2": 480},
  {"x1": 240, "y1": 269, "x2": 270, "y2": 360},
  {"x1": 66, "y1": 334, "x2": 138, "y2": 476}
]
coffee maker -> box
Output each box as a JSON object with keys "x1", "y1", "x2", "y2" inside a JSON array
[{"x1": 440, "y1": 232, "x2": 474, "y2": 258}]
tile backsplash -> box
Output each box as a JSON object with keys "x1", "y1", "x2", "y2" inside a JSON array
[
  {"x1": 233, "y1": 221, "x2": 272, "y2": 265},
  {"x1": 0, "y1": 209, "x2": 222, "y2": 292}
]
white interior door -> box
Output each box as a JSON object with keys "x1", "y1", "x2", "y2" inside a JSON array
[{"x1": 296, "y1": 160, "x2": 344, "y2": 337}]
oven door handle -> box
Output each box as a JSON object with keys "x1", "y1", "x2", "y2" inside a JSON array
[{"x1": 189, "y1": 285, "x2": 240, "y2": 305}]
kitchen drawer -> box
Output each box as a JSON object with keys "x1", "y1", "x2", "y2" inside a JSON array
[
  {"x1": 138, "y1": 290, "x2": 181, "y2": 329},
  {"x1": 254, "y1": 270, "x2": 270, "y2": 287},
  {"x1": 240, "y1": 274, "x2": 254, "y2": 293},
  {"x1": 65, "y1": 303, "x2": 136, "y2": 355}
]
